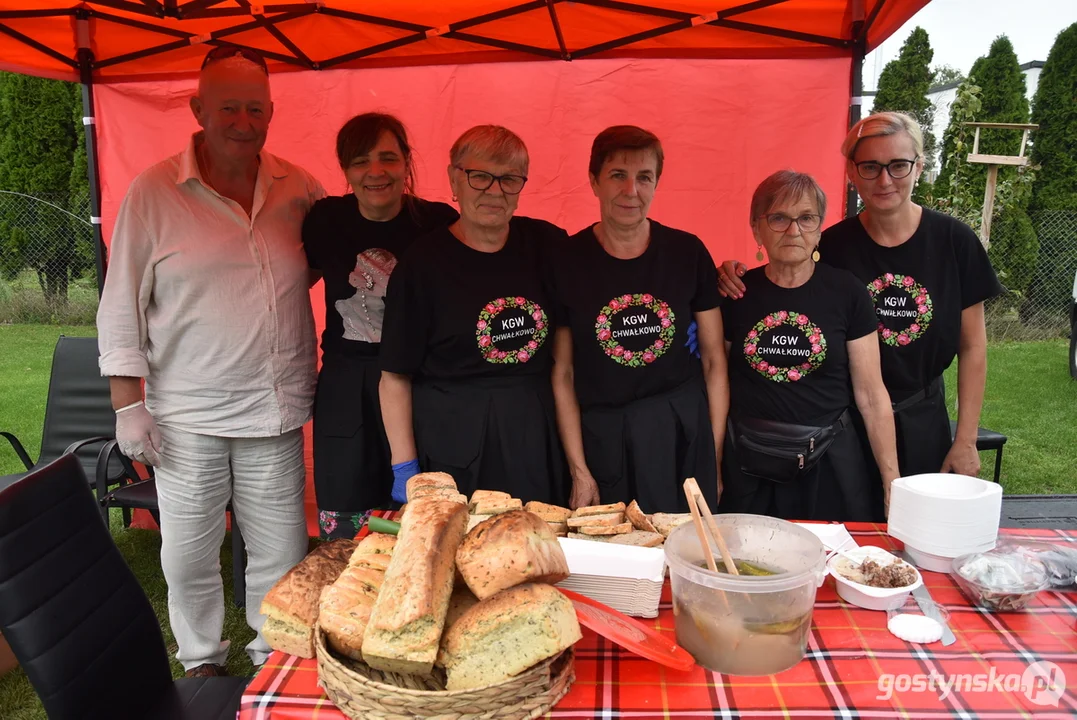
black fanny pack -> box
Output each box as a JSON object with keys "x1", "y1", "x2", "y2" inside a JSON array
[{"x1": 730, "y1": 409, "x2": 851, "y2": 484}]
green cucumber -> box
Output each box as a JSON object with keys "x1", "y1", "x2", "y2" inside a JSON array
[{"x1": 367, "y1": 516, "x2": 401, "y2": 535}]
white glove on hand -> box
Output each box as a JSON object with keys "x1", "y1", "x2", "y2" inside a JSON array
[{"x1": 115, "y1": 401, "x2": 163, "y2": 466}]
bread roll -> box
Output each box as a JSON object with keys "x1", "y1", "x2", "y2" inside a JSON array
[
  {"x1": 360, "y1": 497, "x2": 469, "y2": 676},
  {"x1": 440, "y1": 583, "x2": 582, "y2": 691},
  {"x1": 456, "y1": 511, "x2": 570, "y2": 600},
  {"x1": 259, "y1": 539, "x2": 355, "y2": 658}
]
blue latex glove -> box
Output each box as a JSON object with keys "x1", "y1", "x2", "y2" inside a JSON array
[
  {"x1": 685, "y1": 320, "x2": 700, "y2": 358},
  {"x1": 391, "y1": 459, "x2": 419, "y2": 504}
]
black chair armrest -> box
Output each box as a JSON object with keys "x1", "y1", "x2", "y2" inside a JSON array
[
  {"x1": 64, "y1": 436, "x2": 113, "y2": 456},
  {"x1": 0, "y1": 431, "x2": 34, "y2": 471},
  {"x1": 95, "y1": 439, "x2": 143, "y2": 504}
]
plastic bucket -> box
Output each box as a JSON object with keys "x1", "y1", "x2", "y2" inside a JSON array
[{"x1": 664, "y1": 514, "x2": 826, "y2": 675}]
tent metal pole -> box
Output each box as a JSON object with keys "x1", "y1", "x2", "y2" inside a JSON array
[
  {"x1": 76, "y1": 11, "x2": 107, "y2": 295},
  {"x1": 846, "y1": 17, "x2": 866, "y2": 218}
]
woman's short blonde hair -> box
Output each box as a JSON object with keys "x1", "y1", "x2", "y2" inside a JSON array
[
  {"x1": 450, "y1": 125, "x2": 529, "y2": 176},
  {"x1": 841, "y1": 111, "x2": 925, "y2": 161},
  {"x1": 750, "y1": 170, "x2": 827, "y2": 226}
]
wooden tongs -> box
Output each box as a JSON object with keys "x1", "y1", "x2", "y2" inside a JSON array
[{"x1": 682, "y1": 477, "x2": 738, "y2": 576}]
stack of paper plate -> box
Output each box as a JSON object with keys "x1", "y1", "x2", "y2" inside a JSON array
[
  {"x1": 887, "y1": 473, "x2": 1002, "y2": 572},
  {"x1": 555, "y1": 537, "x2": 666, "y2": 618}
]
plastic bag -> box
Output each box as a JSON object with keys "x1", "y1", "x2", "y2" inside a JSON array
[
  {"x1": 998, "y1": 539, "x2": 1077, "y2": 589},
  {"x1": 951, "y1": 547, "x2": 1049, "y2": 611}
]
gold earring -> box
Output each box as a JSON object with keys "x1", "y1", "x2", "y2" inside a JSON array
[
  {"x1": 755, "y1": 247, "x2": 764, "y2": 262},
  {"x1": 812, "y1": 248, "x2": 821, "y2": 262}
]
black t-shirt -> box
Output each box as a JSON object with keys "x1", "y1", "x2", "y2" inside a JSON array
[
  {"x1": 722, "y1": 264, "x2": 878, "y2": 426},
  {"x1": 820, "y1": 208, "x2": 1004, "y2": 400},
  {"x1": 380, "y1": 216, "x2": 567, "y2": 381},
  {"x1": 302, "y1": 194, "x2": 458, "y2": 356},
  {"x1": 551, "y1": 221, "x2": 721, "y2": 409}
]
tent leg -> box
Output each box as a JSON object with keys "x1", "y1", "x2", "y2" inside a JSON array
[
  {"x1": 77, "y1": 15, "x2": 106, "y2": 295},
  {"x1": 846, "y1": 19, "x2": 866, "y2": 219}
]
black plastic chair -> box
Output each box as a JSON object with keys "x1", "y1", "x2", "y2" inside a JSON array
[
  {"x1": 0, "y1": 335, "x2": 247, "y2": 607},
  {"x1": 0, "y1": 453, "x2": 248, "y2": 720},
  {"x1": 949, "y1": 420, "x2": 1008, "y2": 485},
  {"x1": 0, "y1": 335, "x2": 126, "y2": 494}
]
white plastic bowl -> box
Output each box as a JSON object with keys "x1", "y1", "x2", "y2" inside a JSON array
[{"x1": 827, "y1": 546, "x2": 922, "y2": 611}]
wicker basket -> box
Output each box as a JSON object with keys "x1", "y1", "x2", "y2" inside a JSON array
[{"x1": 314, "y1": 627, "x2": 575, "y2": 719}]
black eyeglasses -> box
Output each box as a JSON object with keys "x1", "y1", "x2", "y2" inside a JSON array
[
  {"x1": 758, "y1": 213, "x2": 822, "y2": 233},
  {"x1": 854, "y1": 156, "x2": 919, "y2": 180},
  {"x1": 454, "y1": 166, "x2": 528, "y2": 195},
  {"x1": 201, "y1": 45, "x2": 268, "y2": 74}
]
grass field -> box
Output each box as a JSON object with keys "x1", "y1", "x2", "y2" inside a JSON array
[{"x1": 0, "y1": 323, "x2": 1075, "y2": 716}]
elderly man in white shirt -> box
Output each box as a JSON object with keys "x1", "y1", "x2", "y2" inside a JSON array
[{"x1": 96, "y1": 46, "x2": 325, "y2": 678}]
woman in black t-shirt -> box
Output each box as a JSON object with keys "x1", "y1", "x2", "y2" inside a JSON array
[
  {"x1": 302, "y1": 113, "x2": 457, "y2": 539},
  {"x1": 719, "y1": 113, "x2": 1003, "y2": 480},
  {"x1": 379, "y1": 125, "x2": 568, "y2": 504},
  {"x1": 550, "y1": 126, "x2": 728, "y2": 513},
  {"x1": 719, "y1": 171, "x2": 899, "y2": 521}
]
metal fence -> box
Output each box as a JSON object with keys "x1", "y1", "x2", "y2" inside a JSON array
[
  {"x1": 0, "y1": 188, "x2": 1073, "y2": 340},
  {"x1": 0, "y1": 190, "x2": 97, "y2": 325},
  {"x1": 985, "y1": 209, "x2": 1077, "y2": 342}
]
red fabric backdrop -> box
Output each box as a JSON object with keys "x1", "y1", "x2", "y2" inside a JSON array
[{"x1": 95, "y1": 56, "x2": 852, "y2": 535}]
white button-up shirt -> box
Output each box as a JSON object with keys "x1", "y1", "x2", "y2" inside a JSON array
[{"x1": 97, "y1": 134, "x2": 326, "y2": 437}]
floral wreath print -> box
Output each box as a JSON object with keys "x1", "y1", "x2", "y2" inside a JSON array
[
  {"x1": 743, "y1": 311, "x2": 827, "y2": 382},
  {"x1": 867, "y1": 273, "x2": 933, "y2": 347},
  {"x1": 475, "y1": 296, "x2": 548, "y2": 364},
  {"x1": 595, "y1": 293, "x2": 676, "y2": 368}
]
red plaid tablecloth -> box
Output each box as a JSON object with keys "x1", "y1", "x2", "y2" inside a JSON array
[{"x1": 240, "y1": 522, "x2": 1077, "y2": 719}]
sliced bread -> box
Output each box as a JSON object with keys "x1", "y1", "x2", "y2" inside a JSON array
[
  {"x1": 566, "y1": 512, "x2": 624, "y2": 528},
  {"x1": 523, "y1": 500, "x2": 573, "y2": 523},
  {"x1": 579, "y1": 522, "x2": 633, "y2": 536},
  {"x1": 625, "y1": 500, "x2": 659, "y2": 534},
  {"x1": 573, "y1": 501, "x2": 626, "y2": 517},
  {"x1": 471, "y1": 496, "x2": 523, "y2": 515},
  {"x1": 652, "y1": 512, "x2": 693, "y2": 538}
]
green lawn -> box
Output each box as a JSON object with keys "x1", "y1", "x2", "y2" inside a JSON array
[
  {"x1": 0, "y1": 324, "x2": 1075, "y2": 717},
  {"x1": 0, "y1": 324, "x2": 257, "y2": 720}
]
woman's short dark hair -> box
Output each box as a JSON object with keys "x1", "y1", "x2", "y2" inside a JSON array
[
  {"x1": 588, "y1": 125, "x2": 664, "y2": 181},
  {"x1": 336, "y1": 112, "x2": 416, "y2": 197}
]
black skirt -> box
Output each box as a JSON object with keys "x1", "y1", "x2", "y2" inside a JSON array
[
  {"x1": 718, "y1": 412, "x2": 880, "y2": 522},
  {"x1": 412, "y1": 375, "x2": 568, "y2": 504},
  {"x1": 580, "y1": 377, "x2": 717, "y2": 514},
  {"x1": 893, "y1": 377, "x2": 952, "y2": 476},
  {"x1": 312, "y1": 352, "x2": 393, "y2": 512}
]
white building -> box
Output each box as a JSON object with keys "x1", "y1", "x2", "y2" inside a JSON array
[{"x1": 865, "y1": 60, "x2": 1044, "y2": 179}]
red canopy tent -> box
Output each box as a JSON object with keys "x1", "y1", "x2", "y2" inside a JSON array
[{"x1": 0, "y1": 0, "x2": 928, "y2": 533}]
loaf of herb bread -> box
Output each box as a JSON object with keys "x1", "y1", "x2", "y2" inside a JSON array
[
  {"x1": 360, "y1": 496, "x2": 470, "y2": 676},
  {"x1": 440, "y1": 583, "x2": 582, "y2": 691},
  {"x1": 456, "y1": 510, "x2": 570, "y2": 600}
]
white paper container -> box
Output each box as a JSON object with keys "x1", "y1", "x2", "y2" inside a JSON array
[
  {"x1": 827, "y1": 546, "x2": 922, "y2": 611},
  {"x1": 556, "y1": 537, "x2": 666, "y2": 617},
  {"x1": 887, "y1": 473, "x2": 1001, "y2": 558}
]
